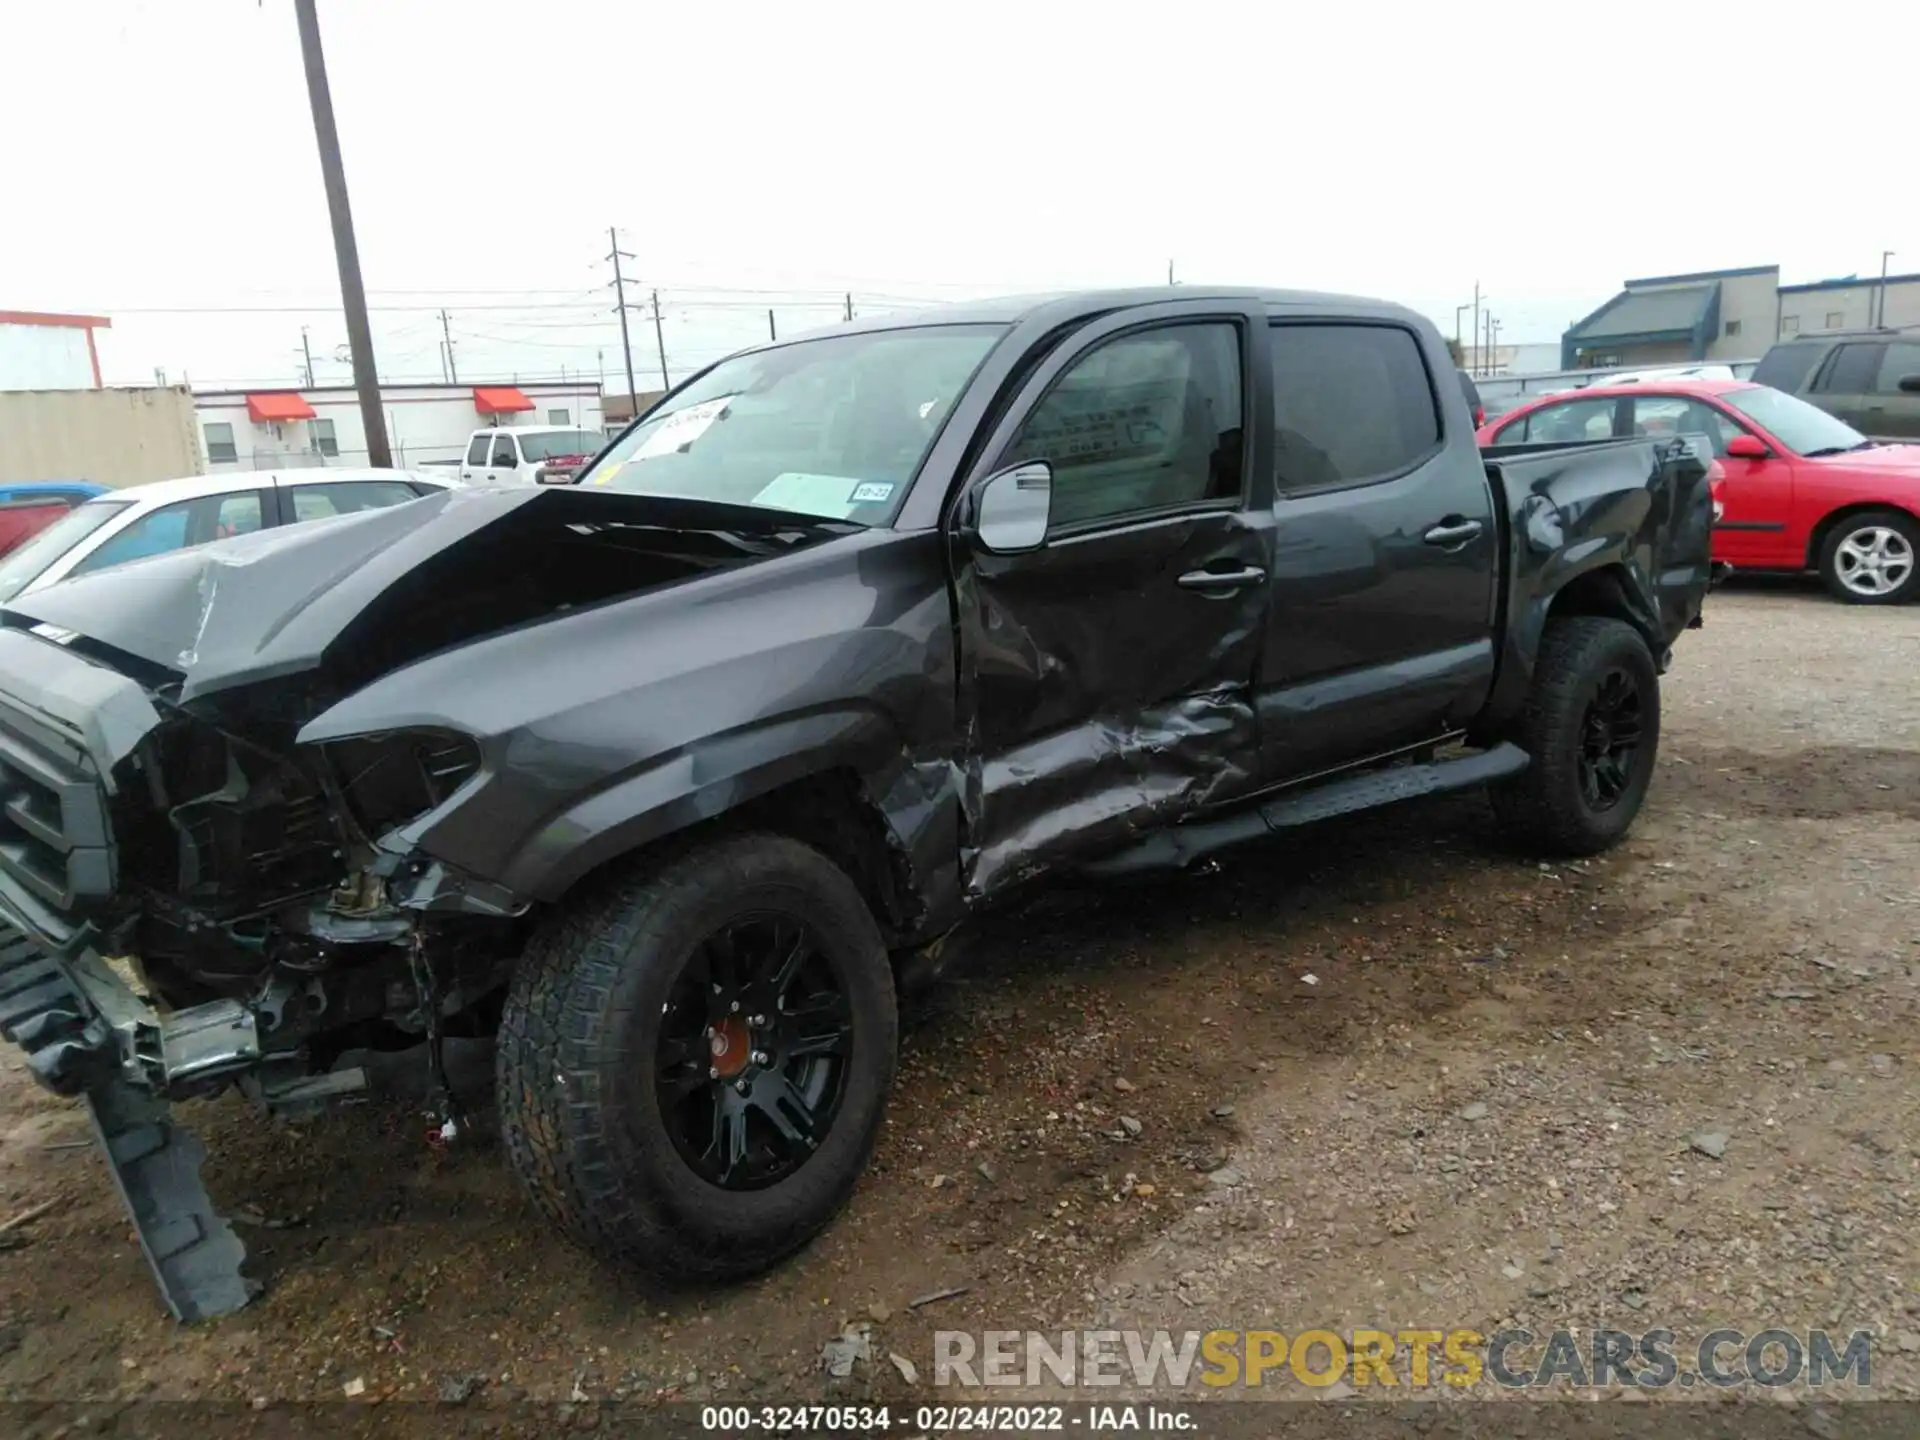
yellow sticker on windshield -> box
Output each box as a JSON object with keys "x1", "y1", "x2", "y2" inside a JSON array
[{"x1": 590, "y1": 462, "x2": 624, "y2": 486}]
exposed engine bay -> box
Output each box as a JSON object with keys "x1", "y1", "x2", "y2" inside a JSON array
[{"x1": 103, "y1": 709, "x2": 517, "y2": 1094}]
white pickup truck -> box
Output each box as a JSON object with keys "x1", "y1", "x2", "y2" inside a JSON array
[{"x1": 453, "y1": 425, "x2": 606, "y2": 485}]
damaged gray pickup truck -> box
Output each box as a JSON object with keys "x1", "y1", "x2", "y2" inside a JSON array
[{"x1": 0, "y1": 288, "x2": 1715, "y2": 1320}]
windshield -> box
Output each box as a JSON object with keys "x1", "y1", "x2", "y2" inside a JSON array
[
  {"x1": 578, "y1": 324, "x2": 1005, "y2": 521},
  {"x1": 0, "y1": 499, "x2": 134, "y2": 602},
  {"x1": 518, "y1": 431, "x2": 604, "y2": 461},
  {"x1": 1722, "y1": 385, "x2": 1869, "y2": 456}
]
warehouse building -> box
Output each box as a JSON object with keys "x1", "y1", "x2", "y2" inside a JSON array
[{"x1": 1561, "y1": 264, "x2": 1920, "y2": 370}]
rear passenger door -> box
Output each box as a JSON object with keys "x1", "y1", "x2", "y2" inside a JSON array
[
  {"x1": 1864, "y1": 340, "x2": 1920, "y2": 441},
  {"x1": 1807, "y1": 342, "x2": 1883, "y2": 433},
  {"x1": 1255, "y1": 318, "x2": 1498, "y2": 779}
]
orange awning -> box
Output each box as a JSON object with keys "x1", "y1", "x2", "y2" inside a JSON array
[
  {"x1": 245, "y1": 392, "x2": 317, "y2": 423},
  {"x1": 473, "y1": 385, "x2": 534, "y2": 414}
]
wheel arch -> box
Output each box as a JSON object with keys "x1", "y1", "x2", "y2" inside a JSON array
[
  {"x1": 1805, "y1": 500, "x2": 1920, "y2": 571},
  {"x1": 1478, "y1": 560, "x2": 1663, "y2": 736},
  {"x1": 514, "y1": 721, "x2": 949, "y2": 951}
]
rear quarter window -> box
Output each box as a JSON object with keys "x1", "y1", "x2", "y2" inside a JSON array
[{"x1": 1268, "y1": 324, "x2": 1440, "y2": 493}]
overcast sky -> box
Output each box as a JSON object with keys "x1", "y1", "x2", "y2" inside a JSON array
[{"x1": 5, "y1": 0, "x2": 1915, "y2": 389}]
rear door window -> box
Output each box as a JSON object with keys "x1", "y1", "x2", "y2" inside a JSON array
[
  {"x1": 288, "y1": 480, "x2": 423, "y2": 522},
  {"x1": 490, "y1": 435, "x2": 518, "y2": 467},
  {"x1": 1268, "y1": 323, "x2": 1440, "y2": 492},
  {"x1": 1813, "y1": 343, "x2": 1884, "y2": 394}
]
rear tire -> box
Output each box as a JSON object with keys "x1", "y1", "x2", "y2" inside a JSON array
[
  {"x1": 497, "y1": 832, "x2": 897, "y2": 1282},
  {"x1": 1491, "y1": 617, "x2": 1661, "y2": 856},
  {"x1": 1817, "y1": 509, "x2": 1919, "y2": 605}
]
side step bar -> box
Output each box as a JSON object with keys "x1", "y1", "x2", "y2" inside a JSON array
[{"x1": 1081, "y1": 742, "x2": 1530, "y2": 877}]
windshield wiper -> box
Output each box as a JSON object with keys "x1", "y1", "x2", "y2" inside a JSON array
[{"x1": 1801, "y1": 446, "x2": 1855, "y2": 458}]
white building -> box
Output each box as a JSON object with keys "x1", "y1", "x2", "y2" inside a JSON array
[
  {"x1": 0, "y1": 310, "x2": 111, "y2": 390},
  {"x1": 192, "y1": 380, "x2": 604, "y2": 472}
]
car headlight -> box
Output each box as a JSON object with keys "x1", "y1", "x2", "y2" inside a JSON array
[{"x1": 322, "y1": 728, "x2": 481, "y2": 836}]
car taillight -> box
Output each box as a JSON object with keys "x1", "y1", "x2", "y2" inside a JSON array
[{"x1": 1472, "y1": 405, "x2": 1486, "y2": 427}]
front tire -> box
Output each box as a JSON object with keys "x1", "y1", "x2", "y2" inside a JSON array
[
  {"x1": 497, "y1": 832, "x2": 897, "y2": 1282},
  {"x1": 1817, "y1": 509, "x2": 1919, "y2": 605},
  {"x1": 1491, "y1": 616, "x2": 1661, "y2": 856}
]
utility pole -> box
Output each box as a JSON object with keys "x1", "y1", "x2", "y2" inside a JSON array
[
  {"x1": 1489, "y1": 317, "x2": 1503, "y2": 373},
  {"x1": 650, "y1": 289, "x2": 669, "y2": 389},
  {"x1": 293, "y1": 0, "x2": 390, "y2": 466},
  {"x1": 844, "y1": 293, "x2": 854, "y2": 322},
  {"x1": 1454, "y1": 303, "x2": 1471, "y2": 360},
  {"x1": 606, "y1": 226, "x2": 640, "y2": 417},
  {"x1": 1471, "y1": 281, "x2": 1482, "y2": 378},
  {"x1": 439, "y1": 307, "x2": 458, "y2": 383},
  {"x1": 768, "y1": 308, "x2": 777, "y2": 342},
  {"x1": 1878, "y1": 250, "x2": 1895, "y2": 328},
  {"x1": 299, "y1": 326, "x2": 315, "y2": 388},
  {"x1": 1168, "y1": 259, "x2": 1176, "y2": 286}
]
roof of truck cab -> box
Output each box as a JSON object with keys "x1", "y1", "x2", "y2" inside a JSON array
[{"x1": 819, "y1": 286, "x2": 1418, "y2": 335}]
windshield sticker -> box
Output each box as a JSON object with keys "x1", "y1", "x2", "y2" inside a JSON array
[
  {"x1": 849, "y1": 482, "x2": 895, "y2": 504},
  {"x1": 588, "y1": 461, "x2": 625, "y2": 486},
  {"x1": 629, "y1": 396, "x2": 733, "y2": 462},
  {"x1": 751, "y1": 472, "x2": 886, "y2": 519}
]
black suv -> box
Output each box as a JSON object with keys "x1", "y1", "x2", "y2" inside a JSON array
[{"x1": 1751, "y1": 329, "x2": 1920, "y2": 442}]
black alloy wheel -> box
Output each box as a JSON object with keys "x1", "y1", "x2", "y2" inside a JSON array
[
  {"x1": 1490, "y1": 616, "x2": 1662, "y2": 856},
  {"x1": 656, "y1": 915, "x2": 854, "y2": 1190},
  {"x1": 1576, "y1": 667, "x2": 1645, "y2": 813},
  {"x1": 497, "y1": 831, "x2": 897, "y2": 1281}
]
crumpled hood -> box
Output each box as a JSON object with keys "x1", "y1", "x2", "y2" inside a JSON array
[{"x1": 0, "y1": 486, "x2": 851, "y2": 703}]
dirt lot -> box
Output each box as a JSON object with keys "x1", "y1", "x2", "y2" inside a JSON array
[{"x1": 1, "y1": 582, "x2": 1916, "y2": 1414}]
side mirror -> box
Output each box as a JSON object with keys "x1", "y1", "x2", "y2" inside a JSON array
[
  {"x1": 1899, "y1": 374, "x2": 1920, "y2": 394},
  {"x1": 1725, "y1": 434, "x2": 1770, "y2": 461},
  {"x1": 974, "y1": 461, "x2": 1052, "y2": 553}
]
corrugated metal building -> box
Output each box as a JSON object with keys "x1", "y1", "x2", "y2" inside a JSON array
[{"x1": 0, "y1": 387, "x2": 204, "y2": 486}]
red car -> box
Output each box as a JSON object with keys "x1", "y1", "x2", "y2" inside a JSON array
[{"x1": 1479, "y1": 379, "x2": 1920, "y2": 605}]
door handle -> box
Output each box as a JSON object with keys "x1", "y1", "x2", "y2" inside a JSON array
[
  {"x1": 1177, "y1": 565, "x2": 1265, "y2": 592},
  {"x1": 1423, "y1": 519, "x2": 1484, "y2": 547}
]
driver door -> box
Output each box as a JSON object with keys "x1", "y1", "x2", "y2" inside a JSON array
[{"x1": 948, "y1": 303, "x2": 1275, "y2": 897}]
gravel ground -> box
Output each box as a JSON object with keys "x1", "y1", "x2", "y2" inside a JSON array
[{"x1": 0, "y1": 581, "x2": 1915, "y2": 1416}]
